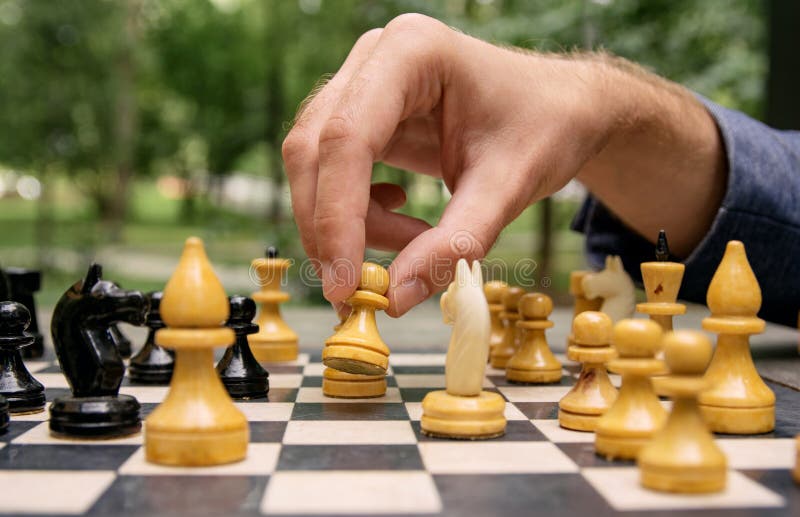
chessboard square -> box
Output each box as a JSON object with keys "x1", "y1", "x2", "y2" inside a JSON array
[
  {"x1": 266, "y1": 388, "x2": 299, "y2": 403},
  {"x1": 513, "y1": 402, "x2": 559, "y2": 419},
  {"x1": 13, "y1": 421, "x2": 143, "y2": 446},
  {"x1": 582, "y1": 467, "x2": 784, "y2": 511},
  {"x1": 118, "y1": 386, "x2": 170, "y2": 403},
  {"x1": 302, "y1": 362, "x2": 325, "y2": 376},
  {"x1": 5, "y1": 404, "x2": 49, "y2": 421},
  {"x1": 0, "y1": 470, "x2": 116, "y2": 514},
  {"x1": 291, "y1": 402, "x2": 409, "y2": 421},
  {"x1": 118, "y1": 443, "x2": 281, "y2": 475},
  {"x1": 404, "y1": 402, "x2": 527, "y2": 421},
  {"x1": 283, "y1": 421, "x2": 416, "y2": 445},
  {"x1": 0, "y1": 421, "x2": 40, "y2": 442},
  {"x1": 33, "y1": 372, "x2": 70, "y2": 389},
  {"x1": 557, "y1": 442, "x2": 634, "y2": 468},
  {"x1": 269, "y1": 373, "x2": 303, "y2": 388},
  {"x1": 499, "y1": 385, "x2": 572, "y2": 402},
  {"x1": 295, "y1": 387, "x2": 402, "y2": 403},
  {"x1": 532, "y1": 419, "x2": 596, "y2": 443},
  {"x1": 277, "y1": 444, "x2": 424, "y2": 471},
  {"x1": 389, "y1": 353, "x2": 446, "y2": 366},
  {"x1": 261, "y1": 471, "x2": 441, "y2": 514},
  {"x1": 235, "y1": 402, "x2": 294, "y2": 421},
  {"x1": 249, "y1": 422, "x2": 287, "y2": 443},
  {"x1": 412, "y1": 420, "x2": 546, "y2": 443},
  {"x1": 419, "y1": 442, "x2": 578, "y2": 474},
  {"x1": 22, "y1": 360, "x2": 50, "y2": 373},
  {"x1": 490, "y1": 374, "x2": 574, "y2": 388},
  {"x1": 717, "y1": 438, "x2": 796, "y2": 470},
  {"x1": 0, "y1": 443, "x2": 139, "y2": 470},
  {"x1": 394, "y1": 374, "x2": 494, "y2": 389}
]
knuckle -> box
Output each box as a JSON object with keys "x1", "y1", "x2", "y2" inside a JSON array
[
  {"x1": 355, "y1": 28, "x2": 383, "y2": 49},
  {"x1": 281, "y1": 130, "x2": 312, "y2": 171},
  {"x1": 318, "y1": 115, "x2": 357, "y2": 150},
  {"x1": 385, "y1": 13, "x2": 439, "y2": 35},
  {"x1": 313, "y1": 211, "x2": 346, "y2": 238}
]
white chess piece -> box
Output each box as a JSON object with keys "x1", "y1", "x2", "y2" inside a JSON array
[
  {"x1": 582, "y1": 255, "x2": 635, "y2": 323},
  {"x1": 441, "y1": 259, "x2": 490, "y2": 397}
]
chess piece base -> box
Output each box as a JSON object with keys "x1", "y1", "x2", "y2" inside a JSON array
[
  {"x1": 420, "y1": 390, "x2": 506, "y2": 440},
  {"x1": 506, "y1": 367, "x2": 562, "y2": 384},
  {"x1": 595, "y1": 433, "x2": 651, "y2": 460},
  {"x1": 558, "y1": 408, "x2": 600, "y2": 432},
  {"x1": 49, "y1": 395, "x2": 141, "y2": 438},
  {"x1": 323, "y1": 345, "x2": 387, "y2": 376},
  {"x1": 145, "y1": 427, "x2": 248, "y2": 466},
  {"x1": 323, "y1": 369, "x2": 386, "y2": 399},
  {"x1": 251, "y1": 341, "x2": 298, "y2": 363},
  {"x1": 698, "y1": 404, "x2": 775, "y2": 434},
  {"x1": 221, "y1": 376, "x2": 269, "y2": 400},
  {"x1": 128, "y1": 364, "x2": 173, "y2": 385},
  {"x1": 5, "y1": 388, "x2": 45, "y2": 414},
  {"x1": 640, "y1": 464, "x2": 726, "y2": 494}
]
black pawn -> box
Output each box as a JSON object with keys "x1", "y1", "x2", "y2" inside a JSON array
[
  {"x1": 216, "y1": 295, "x2": 269, "y2": 399},
  {"x1": 266, "y1": 246, "x2": 279, "y2": 259},
  {"x1": 4, "y1": 268, "x2": 44, "y2": 359},
  {"x1": 655, "y1": 229, "x2": 670, "y2": 262},
  {"x1": 110, "y1": 324, "x2": 132, "y2": 359},
  {"x1": 0, "y1": 301, "x2": 45, "y2": 413},
  {"x1": 128, "y1": 292, "x2": 174, "y2": 384}
]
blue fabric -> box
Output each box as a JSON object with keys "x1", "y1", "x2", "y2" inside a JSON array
[{"x1": 571, "y1": 97, "x2": 800, "y2": 327}]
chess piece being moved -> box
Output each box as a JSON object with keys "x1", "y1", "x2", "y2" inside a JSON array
[
  {"x1": 506, "y1": 293, "x2": 561, "y2": 384},
  {"x1": 217, "y1": 295, "x2": 269, "y2": 400},
  {"x1": 0, "y1": 301, "x2": 45, "y2": 413},
  {"x1": 484, "y1": 281, "x2": 508, "y2": 360},
  {"x1": 582, "y1": 256, "x2": 635, "y2": 324},
  {"x1": 323, "y1": 313, "x2": 386, "y2": 398},
  {"x1": 248, "y1": 247, "x2": 299, "y2": 362},
  {"x1": 50, "y1": 264, "x2": 147, "y2": 437},
  {"x1": 421, "y1": 259, "x2": 506, "y2": 439},
  {"x1": 128, "y1": 291, "x2": 174, "y2": 384},
  {"x1": 566, "y1": 270, "x2": 603, "y2": 348},
  {"x1": 5, "y1": 268, "x2": 45, "y2": 359},
  {"x1": 489, "y1": 286, "x2": 525, "y2": 369},
  {"x1": 323, "y1": 262, "x2": 391, "y2": 376},
  {"x1": 698, "y1": 240, "x2": 775, "y2": 434},
  {"x1": 146, "y1": 237, "x2": 248, "y2": 466},
  {"x1": 558, "y1": 311, "x2": 617, "y2": 431},
  {"x1": 639, "y1": 330, "x2": 726, "y2": 493},
  {"x1": 595, "y1": 319, "x2": 666, "y2": 460}
]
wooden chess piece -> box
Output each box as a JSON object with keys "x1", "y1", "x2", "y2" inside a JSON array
[
  {"x1": 129, "y1": 291, "x2": 174, "y2": 385},
  {"x1": 484, "y1": 281, "x2": 508, "y2": 360},
  {"x1": 421, "y1": 259, "x2": 506, "y2": 439},
  {"x1": 698, "y1": 240, "x2": 775, "y2": 434},
  {"x1": 50, "y1": 264, "x2": 146, "y2": 438},
  {"x1": 145, "y1": 237, "x2": 248, "y2": 466},
  {"x1": 595, "y1": 319, "x2": 667, "y2": 460},
  {"x1": 488, "y1": 286, "x2": 525, "y2": 369},
  {"x1": 217, "y1": 295, "x2": 269, "y2": 400},
  {"x1": 323, "y1": 313, "x2": 386, "y2": 398},
  {"x1": 566, "y1": 270, "x2": 603, "y2": 348},
  {"x1": 323, "y1": 262, "x2": 391, "y2": 376},
  {"x1": 558, "y1": 311, "x2": 618, "y2": 431},
  {"x1": 248, "y1": 247, "x2": 299, "y2": 362},
  {"x1": 794, "y1": 435, "x2": 800, "y2": 484},
  {"x1": 5, "y1": 267, "x2": 45, "y2": 359},
  {"x1": 506, "y1": 293, "x2": 561, "y2": 384},
  {"x1": 0, "y1": 301, "x2": 45, "y2": 413},
  {"x1": 639, "y1": 330, "x2": 726, "y2": 493},
  {"x1": 582, "y1": 256, "x2": 635, "y2": 324}
]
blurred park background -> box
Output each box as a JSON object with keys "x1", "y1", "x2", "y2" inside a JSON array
[{"x1": 0, "y1": 0, "x2": 794, "y2": 310}]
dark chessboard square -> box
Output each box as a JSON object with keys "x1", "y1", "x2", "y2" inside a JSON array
[
  {"x1": 265, "y1": 388, "x2": 298, "y2": 403},
  {"x1": 557, "y1": 442, "x2": 635, "y2": 468},
  {"x1": 249, "y1": 422, "x2": 287, "y2": 443},
  {"x1": 400, "y1": 388, "x2": 439, "y2": 403},
  {"x1": 265, "y1": 365, "x2": 304, "y2": 374},
  {"x1": 277, "y1": 444, "x2": 424, "y2": 471},
  {"x1": 411, "y1": 420, "x2": 546, "y2": 442},
  {"x1": 434, "y1": 473, "x2": 612, "y2": 517},
  {"x1": 292, "y1": 403, "x2": 409, "y2": 420},
  {"x1": 88, "y1": 475, "x2": 267, "y2": 517},
  {"x1": 301, "y1": 375, "x2": 322, "y2": 387},
  {"x1": 0, "y1": 420, "x2": 40, "y2": 442},
  {"x1": 139, "y1": 403, "x2": 159, "y2": 418},
  {"x1": 391, "y1": 365, "x2": 445, "y2": 374},
  {"x1": 0, "y1": 444, "x2": 138, "y2": 470},
  {"x1": 741, "y1": 469, "x2": 800, "y2": 515},
  {"x1": 513, "y1": 402, "x2": 559, "y2": 419}
]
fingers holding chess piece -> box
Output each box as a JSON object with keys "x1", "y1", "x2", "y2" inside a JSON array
[
  {"x1": 323, "y1": 262, "x2": 391, "y2": 376},
  {"x1": 0, "y1": 301, "x2": 45, "y2": 413},
  {"x1": 217, "y1": 295, "x2": 269, "y2": 400},
  {"x1": 639, "y1": 330, "x2": 727, "y2": 493},
  {"x1": 506, "y1": 293, "x2": 562, "y2": 384}
]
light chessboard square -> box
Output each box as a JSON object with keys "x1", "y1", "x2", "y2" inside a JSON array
[
  {"x1": 498, "y1": 385, "x2": 572, "y2": 402},
  {"x1": 118, "y1": 443, "x2": 281, "y2": 475},
  {"x1": 235, "y1": 402, "x2": 294, "y2": 421},
  {"x1": 269, "y1": 373, "x2": 304, "y2": 388},
  {"x1": 418, "y1": 442, "x2": 578, "y2": 474},
  {"x1": 582, "y1": 467, "x2": 784, "y2": 511},
  {"x1": 0, "y1": 470, "x2": 116, "y2": 514},
  {"x1": 261, "y1": 470, "x2": 442, "y2": 514},
  {"x1": 283, "y1": 421, "x2": 416, "y2": 445},
  {"x1": 716, "y1": 438, "x2": 796, "y2": 470},
  {"x1": 388, "y1": 354, "x2": 446, "y2": 366},
  {"x1": 118, "y1": 386, "x2": 170, "y2": 403}
]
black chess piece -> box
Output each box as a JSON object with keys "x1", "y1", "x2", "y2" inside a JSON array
[
  {"x1": 49, "y1": 263, "x2": 148, "y2": 438},
  {"x1": 128, "y1": 291, "x2": 174, "y2": 384},
  {"x1": 216, "y1": 295, "x2": 269, "y2": 399},
  {"x1": 5, "y1": 268, "x2": 45, "y2": 359},
  {"x1": 0, "y1": 396, "x2": 8, "y2": 435},
  {"x1": 110, "y1": 323, "x2": 132, "y2": 359},
  {"x1": 0, "y1": 301, "x2": 45, "y2": 413},
  {"x1": 655, "y1": 229, "x2": 670, "y2": 262}
]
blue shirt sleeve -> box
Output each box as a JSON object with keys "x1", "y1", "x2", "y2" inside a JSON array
[{"x1": 571, "y1": 96, "x2": 800, "y2": 327}]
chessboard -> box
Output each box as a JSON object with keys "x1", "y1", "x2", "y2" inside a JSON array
[{"x1": 1, "y1": 351, "x2": 798, "y2": 516}]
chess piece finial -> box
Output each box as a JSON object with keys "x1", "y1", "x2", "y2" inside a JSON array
[
  {"x1": 146, "y1": 237, "x2": 247, "y2": 466},
  {"x1": 248, "y1": 245, "x2": 298, "y2": 362},
  {"x1": 699, "y1": 240, "x2": 774, "y2": 434},
  {"x1": 655, "y1": 229, "x2": 670, "y2": 262},
  {"x1": 217, "y1": 295, "x2": 269, "y2": 399},
  {"x1": 558, "y1": 311, "x2": 618, "y2": 431},
  {"x1": 582, "y1": 256, "x2": 635, "y2": 323},
  {"x1": 488, "y1": 286, "x2": 525, "y2": 368},
  {"x1": 0, "y1": 301, "x2": 45, "y2": 413},
  {"x1": 129, "y1": 291, "x2": 174, "y2": 384},
  {"x1": 595, "y1": 319, "x2": 666, "y2": 460},
  {"x1": 421, "y1": 259, "x2": 506, "y2": 439},
  {"x1": 639, "y1": 330, "x2": 726, "y2": 493},
  {"x1": 506, "y1": 293, "x2": 561, "y2": 384},
  {"x1": 323, "y1": 262, "x2": 391, "y2": 376}
]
